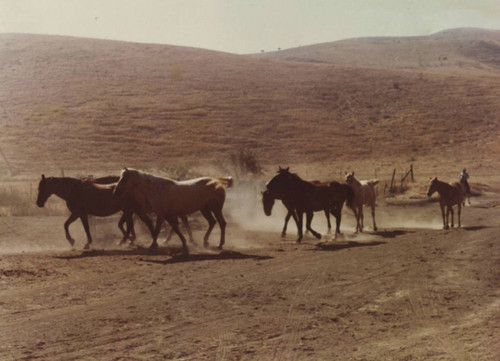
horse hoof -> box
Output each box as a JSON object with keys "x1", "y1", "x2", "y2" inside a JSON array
[
  {"x1": 281, "y1": 233, "x2": 286, "y2": 238},
  {"x1": 315, "y1": 234, "x2": 322, "y2": 240},
  {"x1": 83, "y1": 243, "x2": 90, "y2": 250}
]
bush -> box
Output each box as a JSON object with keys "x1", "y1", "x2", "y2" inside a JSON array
[{"x1": 228, "y1": 149, "x2": 263, "y2": 179}]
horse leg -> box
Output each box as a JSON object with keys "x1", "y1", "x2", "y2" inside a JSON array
[
  {"x1": 200, "y1": 206, "x2": 216, "y2": 248},
  {"x1": 324, "y1": 209, "x2": 332, "y2": 234},
  {"x1": 450, "y1": 206, "x2": 455, "y2": 228},
  {"x1": 164, "y1": 221, "x2": 175, "y2": 243},
  {"x1": 63, "y1": 213, "x2": 79, "y2": 248},
  {"x1": 79, "y1": 214, "x2": 93, "y2": 250},
  {"x1": 180, "y1": 215, "x2": 195, "y2": 243},
  {"x1": 331, "y1": 205, "x2": 342, "y2": 236},
  {"x1": 360, "y1": 206, "x2": 364, "y2": 232},
  {"x1": 441, "y1": 205, "x2": 448, "y2": 229},
  {"x1": 165, "y1": 216, "x2": 189, "y2": 255},
  {"x1": 212, "y1": 208, "x2": 227, "y2": 249},
  {"x1": 282, "y1": 211, "x2": 292, "y2": 237},
  {"x1": 118, "y1": 212, "x2": 135, "y2": 245},
  {"x1": 371, "y1": 204, "x2": 377, "y2": 232},
  {"x1": 127, "y1": 214, "x2": 136, "y2": 243},
  {"x1": 149, "y1": 214, "x2": 164, "y2": 249},
  {"x1": 137, "y1": 212, "x2": 155, "y2": 239},
  {"x1": 295, "y1": 211, "x2": 304, "y2": 243},
  {"x1": 306, "y1": 212, "x2": 321, "y2": 240},
  {"x1": 457, "y1": 204, "x2": 461, "y2": 228}
]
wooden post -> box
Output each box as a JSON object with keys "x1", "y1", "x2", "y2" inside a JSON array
[
  {"x1": 390, "y1": 168, "x2": 396, "y2": 193},
  {"x1": 0, "y1": 148, "x2": 14, "y2": 176},
  {"x1": 410, "y1": 164, "x2": 414, "y2": 181}
]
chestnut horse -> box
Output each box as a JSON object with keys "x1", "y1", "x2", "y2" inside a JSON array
[
  {"x1": 345, "y1": 171, "x2": 378, "y2": 232},
  {"x1": 262, "y1": 167, "x2": 354, "y2": 243},
  {"x1": 113, "y1": 168, "x2": 233, "y2": 254},
  {"x1": 427, "y1": 177, "x2": 466, "y2": 229},
  {"x1": 36, "y1": 175, "x2": 155, "y2": 249}
]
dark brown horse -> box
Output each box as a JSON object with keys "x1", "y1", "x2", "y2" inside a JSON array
[
  {"x1": 262, "y1": 167, "x2": 354, "y2": 243},
  {"x1": 36, "y1": 175, "x2": 155, "y2": 249},
  {"x1": 427, "y1": 177, "x2": 466, "y2": 229}
]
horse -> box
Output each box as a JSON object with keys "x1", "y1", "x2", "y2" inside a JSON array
[
  {"x1": 113, "y1": 168, "x2": 233, "y2": 254},
  {"x1": 427, "y1": 177, "x2": 466, "y2": 229},
  {"x1": 272, "y1": 180, "x2": 334, "y2": 238},
  {"x1": 90, "y1": 181, "x2": 194, "y2": 246},
  {"x1": 262, "y1": 167, "x2": 354, "y2": 243},
  {"x1": 345, "y1": 171, "x2": 379, "y2": 232},
  {"x1": 36, "y1": 175, "x2": 153, "y2": 249}
]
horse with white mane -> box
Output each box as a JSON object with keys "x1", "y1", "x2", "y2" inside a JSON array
[
  {"x1": 345, "y1": 171, "x2": 379, "y2": 232},
  {"x1": 113, "y1": 168, "x2": 233, "y2": 254}
]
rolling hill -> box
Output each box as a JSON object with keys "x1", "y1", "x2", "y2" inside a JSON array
[
  {"x1": 0, "y1": 29, "x2": 499, "y2": 177},
  {"x1": 256, "y1": 28, "x2": 500, "y2": 72}
]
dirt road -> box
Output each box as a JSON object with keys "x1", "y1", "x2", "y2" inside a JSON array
[{"x1": 0, "y1": 193, "x2": 498, "y2": 360}]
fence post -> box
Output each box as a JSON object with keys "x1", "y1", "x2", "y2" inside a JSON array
[
  {"x1": 410, "y1": 164, "x2": 414, "y2": 181},
  {"x1": 390, "y1": 168, "x2": 396, "y2": 193}
]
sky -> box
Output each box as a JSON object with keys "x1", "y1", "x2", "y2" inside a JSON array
[{"x1": 1, "y1": 0, "x2": 499, "y2": 54}]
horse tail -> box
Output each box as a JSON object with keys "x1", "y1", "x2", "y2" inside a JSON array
[
  {"x1": 216, "y1": 177, "x2": 234, "y2": 188},
  {"x1": 368, "y1": 179, "x2": 379, "y2": 187}
]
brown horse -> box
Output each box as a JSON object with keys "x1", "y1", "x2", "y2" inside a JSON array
[
  {"x1": 274, "y1": 180, "x2": 335, "y2": 238},
  {"x1": 345, "y1": 171, "x2": 378, "y2": 232},
  {"x1": 427, "y1": 177, "x2": 466, "y2": 229},
  {"x1": 113, "y1": 168, "x2": 233, "y2": 254},
  {"x1": 36, "y1": 175, "x2": 155, "y2": 249},
  {"x1": 263, "y1": 167, "x2": 354, "y2": 243}
]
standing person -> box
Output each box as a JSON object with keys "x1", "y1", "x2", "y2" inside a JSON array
[{"x1": 459, "y1": 168, "x2": 471, "y2": 205}]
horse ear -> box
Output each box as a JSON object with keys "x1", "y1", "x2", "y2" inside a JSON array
[
  {"x1": 278, "y1": 166, "x2": 283, "y2": 171},
  {"x1": 124, "y1": 167, "x2": 128, "y2": 171},
  {"x1": 41, "y1": 174, "x2": 45, "y2": 180},
  {"x1": 285, "y1": 167, "x2": 289, "y2": 172}
]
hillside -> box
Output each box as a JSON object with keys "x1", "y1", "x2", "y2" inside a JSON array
[
  {"x1": 256, "y1": 28, "x2": 500, "y2": 73},
  {"x1": 0, "y1": 30, "x2": 499, "y2": 177}
]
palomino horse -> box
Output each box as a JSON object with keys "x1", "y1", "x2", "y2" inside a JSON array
[
  {"x1": 113, "y1": 168, "x2": 233, "y2": 254},
  {"x1": 262, "y1": 167, "x2": 354, "y2": 243},
  {"x1": 427, "y1": 177, "x2": 465, "y2": 229},
  {"x1": 345, "y1": 171, "x2": 378, "y2": 232},
  {"x1": 36, "y1": 175, "x2": 154, "y2": 249}
]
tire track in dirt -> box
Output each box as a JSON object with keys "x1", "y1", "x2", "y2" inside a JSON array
[
  {"x1": 406, "y1": 256, "x2": 470, "y2": 361},
  {"x1": 267, "y1": 251, "x2": 328, "y2": 361}
]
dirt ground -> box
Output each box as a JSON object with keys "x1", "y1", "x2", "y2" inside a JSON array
[{"x1": 0, "y1": 186, "x2": 499, "y2": 360}]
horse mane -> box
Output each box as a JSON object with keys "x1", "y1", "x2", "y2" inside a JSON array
[{"x1": 207, "y1": 177, "x2": 234, "y2": 189}]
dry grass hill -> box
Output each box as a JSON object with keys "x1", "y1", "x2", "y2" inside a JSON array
[{"x1": 0, "y1": 28, "x2": 499, "y2": 178}]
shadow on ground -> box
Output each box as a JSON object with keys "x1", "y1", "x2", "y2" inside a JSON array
[
  {"x1": 144, "y1": 250, "x2": 273, "y2": 265},
  {"x1": 314, "y1": 240, "x2": 387, "y2": 252},
  {"x1": 55, "y1": 247, "x2": 273, "y2": 264}
]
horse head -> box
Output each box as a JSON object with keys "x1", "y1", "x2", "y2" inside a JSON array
[
  {"x1": 427, "y1": 177, "x2": 438, "y2": 197},
  {"x1": 345, "y1": 171, "x2": 356, "y2": 185},
  {"x1": 261, "y1": 190, "x2": 275, "y2": 216},
  {"x1": 36, "y1": 174, "x2": 52, "y2": 207},
  {"x1": 113, "y1": 168, "x2": 136, "y2": 198},
  {"x1": 266, "y1": 166, "x2": 294, "y2": 191}
]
